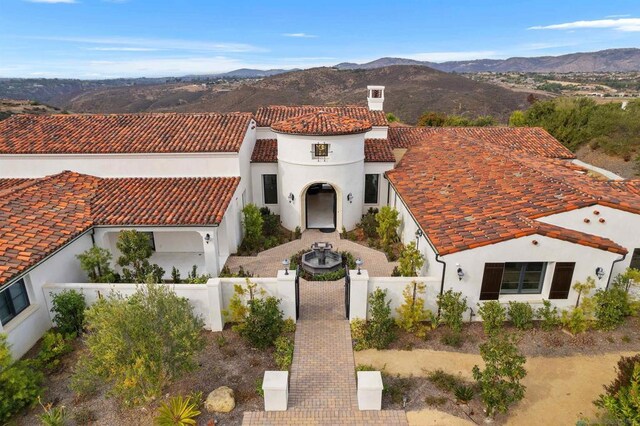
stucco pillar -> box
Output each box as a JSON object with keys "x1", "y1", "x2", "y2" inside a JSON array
[
  {"x1": 349, "y1": 269, "x2": 369, "y2": 321},
  {"x1": 199, "y1": 230, "x2": 219, "y2": 276},
  {"x1": 206, "y1": 278, "x2": 224, "y2": 331},
  {"x1": 276, "y1": 270, "x2": 296, "y2": 321}
]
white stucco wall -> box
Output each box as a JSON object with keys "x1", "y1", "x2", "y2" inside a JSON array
[
  {"x1": 276, "y1": 133, "x2": 366, "y2": 231},
  {"x1": 250, "y1": 162, "x2": 280, "y2": 214},
  {"x1": 362, "y1": 163, "x2": 394, "y2": 214},
  {"x1": 536, "y1": 204, "x2": 640, "y2": 276},
  {"x1": 1, "y1": 233, "x2": 92, "y2": 358}
]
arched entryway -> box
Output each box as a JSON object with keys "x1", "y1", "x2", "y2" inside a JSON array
[{"x1": 304, "y1": 183, "x2": 337, "y2": 231}]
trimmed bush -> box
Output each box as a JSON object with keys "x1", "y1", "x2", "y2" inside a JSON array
[
  {"x1": 508, "y1": 301, "x2": 534, "y2": 330},
  {"x1": 241, "y1": 204, "x2": 264, "y2": 252},
  {"x1": 274, "y1": 336, "x2": 294, "y2": 370},
  {"x1": 397, "y1": 242, "x2": 425, "y2": 277},
  {"x1": 375, "y1": 206, "x2": 400, "y2": 248},
  {"x1": 536, "y1": 300, "x2": 560, "y2": 331},
  {"x1": 240, "y1": 297, "x2": 284, "y2": 349},
  {"x1": 50, "y1": 289, "x2": 86, "y2": 336},
  {"x1": 36, "y1": 330, "x2": 74, "y2": 372},
  {"x1": 593, "y1": 286, "x2": 631, "y2": 331},
  {"x1": 561, "y1": 307, "x2": 589, "y2": 335},
  {"x1": 76, "y1": 246, "x2": 117, "y2": 283},
  {"x1": 477, "y1": 301, "x2": 506, "y2": 336},
  {"x1": 396, "y1": 281, "x2": 432, "y2": 335},
  {"x1": 437, "y1": 289, "x2": 467, "y2": 334},
  {"x1": 364, "y1": 288, "x2": 396, "y2": 349}
]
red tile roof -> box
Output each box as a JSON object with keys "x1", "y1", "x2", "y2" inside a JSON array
[
  {"x1": 93, "y1": 176, "x2": 240, "y2": 226},
  {"x1": 271, "y1": 111, "x2": 372, "y2": 136},
  {"x1": 608, "y1": 180, "x2": 640, "y2": 197},
  {"x1": 386, "y1": 133, "x2": 636, "y2": 256},
  {"x1": 255, "y1": 105, "x2": 387, "y2": 127},
  {"x1": 0, "y1": 171, "x2": 241, "y2": 286},
  {"x1": 251, "y1": 138, "x2": 394, "y2": 163},
  {"x1": 251, "y1": 139, "x2": 278, "y2": 163},
  {"x1": 0, "y1": 178, "x2": 32, "y2": 192},
  {"x1": 364, "y1": 139, "x2": 395, "y2": 162},
  {"x1": 0, "y1": 113, "x2": 253, "y2": 154},
  {"x1": 388, "y1": 126, "x2": 576, "y2": 159}
]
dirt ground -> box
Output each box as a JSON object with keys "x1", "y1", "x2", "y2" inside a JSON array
[
  {"x1": 356, "y1": 348, "x2": 638, "y2": 425},
  {"x1": 389, "y1": 316, "x2": 640, "y2": 357},
  {"x1": 576, "y1": 145, "x2": 638, "y2": 178},
  {"x1": 15, "y1": 329, "x2": 276, "y2": 426}
]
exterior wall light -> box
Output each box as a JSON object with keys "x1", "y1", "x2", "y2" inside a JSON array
[
  {"x1": 288, "y1": 193, "x2": 295, "y2": 203},
  {"x1": 595, "y1": 267, "x2": 605, "y2": 280},
  {"x1": 456, "y1": 263, "x2": 464, "y2": 280},
  {"x1": 415, "y1": 228, "x2": 423, "y2": 248},
  {"x1": 282, "y1": 258, "x2": 290, "y2": 275},
  {"x1": 356, "y1": 258, "x2": 363, "y2": 275},
  {"x1": 204, "y1": 233, "x2": 211, "y2": 244},
  {"x1": 347, "y1": 193, "x2": 353, "y2": 203}
]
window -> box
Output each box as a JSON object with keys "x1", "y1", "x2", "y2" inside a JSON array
[
  {"x1": 0, "y1": 279, "x2": 30, "y2": 325},
  {"x1": 141, "y1": 232, "x2": 156, "y2": 251},
  {"x1": 631, "y1": 248, "x2": 640, "y2": 270},
  {"x1": 364, "y1": 174, "x2": 379, "y2": 204},
  {"x1": 500, "y1": 262, "x2": 546, "y2": 294},
  {"x1": 313, "y1": 143, "x2": 329, "y2": 158},
  {"x1": 263, "y1": 174, "x2": 278, "y2": 204}
]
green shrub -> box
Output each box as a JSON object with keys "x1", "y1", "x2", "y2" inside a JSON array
[
  {"x1": 0, "y1": 334, "x2": 43, "y2": 422},
  {"x1": 477, "y1": 301, "x2": 506, "y2": 336},
  {"x1": 600, "y1": 354, "x2": 640, "y2": 399},
  {"x1": 38, "y1": 399, "x2": 67, "y2": 426},
  {"x1": 294, "y1": 226, "x2": 301, "y2": 239},
  {"x1": 185, "y1": 265, "x2": 211, "y2": 284},
  {"x1": 240, "y1": 297, "x2": 284, "y2": 349},
  {"x1": 375, "y1": 206, "x2": 400, "y2": 248},
  {"x1": 454, "y1": 384, "x2": 475, "y2": 403},
  {"x1": 155, "y1": 395, "x2": 201, "y2": 426},
  {"x1": 171, "y1": 267, "x2": 181, "y2": 284},
  {"x1": 282, "y1": 318, "x2": 296, "y2": 334},
  {"x1": 397, "y1": 242, "x2": 425, "y2": 277},
  {"x1": 116, "y1": 230, "x2": 164, "y2": 283},
  {"x1": 76, "y1": 246, "x2": 117, "y2": 283},
  {"x1": 396, "y1": 281, "x2": 431, "y2": 334},
  {"x1": 359, "y1": 208, "x2": 379, "y2": 239},
  {"x1": 427, "y1": 369, "x2": 461, "y2": 391},
  {"x1": 364, "y1": 288, "x2": 396, "y2": 349},
  {"x1": 561, "y1": 307, "x2": 589, "y2": 335},
  {"x1": 222, "y1": 279, "x2": 263, "y2": 326},
  {"x1": 36, "y1": 330, "x2": 74, "y2": 372},
  {"x1": 597, "y1": 360, "x2": 640, "y2": 424},
  {"x1": 73, "y1": 284, "x2": 204, "y2": 406},
  {"x1": 355, "y1": 364, "x2": 376, "y2": 372},
  {"x1": 350, "y1": 319, "x2": 369, "y2": 351},
  {"x1": 437, "y1": 289, "x2": 467, "y2": 334},
  {"x1": 241, "y1": 204, "x2": 264, "y2": 252},
  {"x1": 508, "y1": 301, "x2": 534, "y2": 330},
  {"x1": 472, "y1": 334, "x2": 527, "y2": 418},
  {"x1": 260, "y1": 207, "x2": 280, "y2": 237},
  {"x1": 536, "y1": 300, "x2": 560, "y2": 331},
  {"x1": 255, "y1": 377, "x2": 264, "y2": 397},
  {"x1": 274, "y1": 336, "x2": 294, "y2": 370},
  {"x1": 593, "y1": 286, "x2": 630, "y2": 331},
  {"x1": 50, "y1": 289, "x2": 86, "y2": 336},
  {"x1": 440, "y1": 330, "x2": 463, "y2": 348},
  {"x1": 72, "y1": 407, "x2": 97, "y2": 424}
]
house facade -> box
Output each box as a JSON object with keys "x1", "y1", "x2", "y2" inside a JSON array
[{"x1": 1, "y1": 86, "x2": 639, "y2": 357}]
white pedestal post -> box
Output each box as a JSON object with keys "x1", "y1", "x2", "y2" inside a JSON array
[
  {"x1": 357, "y1": 371, "x2": 383, "y2": 411},
  {"x1": 276, "y1": 270, "x2": 296, "y2": 321},
  {"x1": 263, "y1": 371, "x2": 289, "y2": 411},
  {"x1": 349, "y1": 269, "x2": 369, "y2": 321}
]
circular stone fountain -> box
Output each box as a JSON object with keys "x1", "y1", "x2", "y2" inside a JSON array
[{"x1": 301, "y1": 242, "x2": 343, "y2": 275}]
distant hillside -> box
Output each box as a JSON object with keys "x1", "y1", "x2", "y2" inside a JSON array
[
  {"x1": 54, "y1": 66, "x2": 537, "y2": 123},
  {"x1": 0, "y1": 99, "x2": 62, "y2": 120},
  {"x1": 335, "y1": 48, "x2": 640, "y2": 73}
]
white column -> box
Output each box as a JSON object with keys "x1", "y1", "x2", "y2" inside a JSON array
[
  {"x1": 206, "y1": 278, "x2": 224, "y2": 331},
  {"x1": 276, "y1": 270, "x2": 296, "y2": 321},
  {"x1": 349, "y1": 269, "x2": 369, "y2": 321},
  {"x1": 199, "y1": 230, "x2": 219, "y2": 276}
]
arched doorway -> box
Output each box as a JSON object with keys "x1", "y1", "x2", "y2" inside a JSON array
[{"x1": 305, "y1": 183, "x2": 337, "y2": 231}]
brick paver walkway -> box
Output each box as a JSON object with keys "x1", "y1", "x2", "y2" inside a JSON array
[
  {"x1": 225, "y1": 230, "x2": 397, "y2": 277},
  {"x1": 242, "y1": 280, "x2": 408, "y2": 425}
]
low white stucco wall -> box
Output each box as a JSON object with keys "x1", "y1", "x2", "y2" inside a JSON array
[{"x1": 2, "y1": 233, "x2": 92, "y2": 358}]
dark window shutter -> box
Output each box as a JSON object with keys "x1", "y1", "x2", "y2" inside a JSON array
[
  {"x1": 548, "y1": 262, "x2": 575, "y2": 299},
  {"x1": 480, "y1": 263, "x2": 504, "y2": 300},
  {"x1": 630, "y1": 249, "x2": 640, "y2": 270}
]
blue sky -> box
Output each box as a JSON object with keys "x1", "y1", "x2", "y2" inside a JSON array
[{"x1": 1, "y1": 0, "x2": 639, "y2": 78}]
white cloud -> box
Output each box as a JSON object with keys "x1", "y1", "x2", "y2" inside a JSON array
[
  {"x1": 282, "y1": 33, "x2": 317, "y2": 38},
  {"x1": 529, "y1": 18, "x2": 640, "y2": 32},
  {"x1": 24, "y1": 0, "x2": 77, "y2": 3},
  {"x1": 403, "y1": 50, "x2": 499, "y2": 62},
  {"x1": 605, "y1": 14, "x2": 631, "y2": 18}
]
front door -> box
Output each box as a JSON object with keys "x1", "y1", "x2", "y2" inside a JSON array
[{"x1": 305, "y1": 183, "x2": 336, "y2": 231}]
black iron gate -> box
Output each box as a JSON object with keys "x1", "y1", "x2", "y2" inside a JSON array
[
  {"x1": 295, "y1": 265, "x2": 301, "y2": 320},
  {"x1": 344, "y1": 269, "x2": 350, "y2": 319}
]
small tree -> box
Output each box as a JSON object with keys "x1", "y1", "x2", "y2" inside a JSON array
[
  {"x1": 50, "y1": 289, "x2": 86, "y2": 336},
  {"x1": 593, "y1": 286, "x2": 630, "y2": 331},
  {"x1": 573, "y1": 276, "x2": 596, "y2": 310},
  {"x1": 397, "y1": 242, "x2": 425, "y2": 277},
  {"x1": 508, "y1": 110, "x2": 526, "y2": 127},
  {"x1": 241, "y1": 204, "x2": 264, "y2": 252},
  {"x1": 396, "y1": 281, "x2": 431, "y2": 333},
  {"x1": 77, "y1": 246, "x2": 117, "y2": 283},
  {"x1": 375, "y1": 206, "x2": 400, "y2": 248},
  {"x1": 477, "y1": 301, "x2": 506, "y2": 336},
  {"x1": 73, "y1": 284, "x2": 204, "y2": 406},
  {"x1": 437, "y1": 289, "x2": 467, "y2": 334},
  {"x1": 116, "y1": 230, "x2": 164, "y2": 283},
  {"x1": 597, "y1": 358, "x2": 640, "y2": 423},
  {"x1": 241, "y1": 296, "x2": 284, "y2": 349},
  {"x1": 365, "y1": 288, "x2": 395, "y2": 349},
  {"x1": 472, "y1": 334, "x2": 527, "y2": 418}
]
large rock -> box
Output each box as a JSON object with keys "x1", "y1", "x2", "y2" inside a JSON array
[{"x1": 205, "y1": 386, "x2": 235, "y2": 413}]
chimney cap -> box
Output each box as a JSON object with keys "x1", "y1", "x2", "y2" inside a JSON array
[{"x1": 367, "y1": 85, "x2": 385, "y2": 90}]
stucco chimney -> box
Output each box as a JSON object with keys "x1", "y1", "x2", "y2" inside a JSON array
[{"x1": 367, "y1": 85, "x2": 385, "y2": 111}]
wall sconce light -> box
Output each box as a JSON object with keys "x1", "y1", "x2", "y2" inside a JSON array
[
  {"x1": 282, "y1": 258, "x2": 290, "y2": 275},
  {"x1": 356, "y1": 258, "x2": 363, "y2": 275},
  {"x1": 347, "y1": 193, "x2": 353, "y2": 203},
  {"x1": 456, "y1": 263, "x2": 464, "y2": 281},
  {"x1": 415, "y1": 228, "x2": 423, "y2": 247},
  {"x1": 204, "y1": 233, "x2": 211, "y2": 244},
  {"x1": 288, "y1": 193, "x2": 295, "y2": 203},
  {"x1": 595, "y1": 267, "x2": 605, "y2": 280}
]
